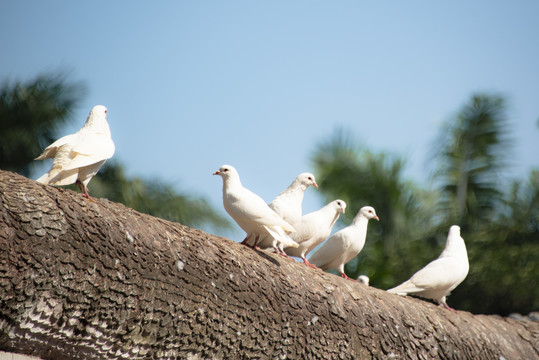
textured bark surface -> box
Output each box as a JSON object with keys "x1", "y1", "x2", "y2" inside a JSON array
[{"x1": 0, "y1": 170, "x2": 537, "y2": 360}]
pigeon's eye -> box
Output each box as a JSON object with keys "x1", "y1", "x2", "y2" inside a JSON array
[{"x1": 223, "y1": 168, "x2": 228, "y2": 172}]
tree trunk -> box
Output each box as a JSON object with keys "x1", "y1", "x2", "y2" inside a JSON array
[{"x1": 0, "y1": 170, "x2": 537, "y2": 360}]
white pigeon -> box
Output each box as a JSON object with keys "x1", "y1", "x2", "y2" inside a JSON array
[
  {"x1": 213, "y1": 165, "x2": 297, "y2": 249},
  {"x1": 35, "y1": 105, "x2": 115, "y2": 199},
  {"x1": 255, "y1": 172, "x2": 318, "y2": 256},
  {"x1": 357, "y1": 275, "x2": 370, "y2": 286},
  {"x1": 268, "y1": 172, "x2": 318, "y2": 225},
  {"x1": 308, "y1": 206, "x2": 379, "y2": 280},
  {"x1": 283, "y1": 199, "x2": 346, "y2": 268},
  {"x1": 387, "y1": 225, "x2": 469, "y2": 311}
]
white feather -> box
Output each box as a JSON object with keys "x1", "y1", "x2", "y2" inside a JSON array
[
  {"x1": 256, "y1": 172, "x2": 317, "y2": 251},
  {"x1": 35, "y1": 105, "x2": 114, "y2": 190},
  {"x1": 387, "y1": 225, "x2": 469, "y2": 309},
  {"x1": 284, "y1": 200, "x2": 346, "y2": 262},
  {"x1": 214, "y1": 165, "x2": 296, "y2": 247},
  {"x1": 309, "y1": 206, "x2": 379, "y2": 278}
]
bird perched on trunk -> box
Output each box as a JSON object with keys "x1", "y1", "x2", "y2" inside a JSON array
[
  {"x1": 387, "y1": 225, "x2": 469, "y2": 311},
  {"x1": 357, "y1": 275, "x2": 370, "y2": 286},
  {"x1": 283, "y1": 199, "x2": 346, "y2": 268},
  {"x1": 308, "y1": 206, "x2": 379, "y2": 280},
  {"x1": 268, "y1": 172, "x2": 318, "y2": 225},
  {"x1": 35, "y1": 105, "x2": 115, "y2": 199},
  {"x1": 213, "y1": 165, "x2": 297, "y2": 250},
  {"x1": 255, "y1": 172, "x2": 318, "y2": 256}
]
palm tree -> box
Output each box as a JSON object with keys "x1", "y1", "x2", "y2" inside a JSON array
[
  {"x1": 432, "y1": 94, "x2": 511, "y2": 227},
  {"x1": 311, "y1": 128, "x2": 436, "y2": 288},
  {"x1": 0, "y1": 73, "x2": 85, "y2": 176},
  {"x1": 89, "y1": 161, "x2": 232, "y2": 233},
  {"x1": 431, "y1": 94, "x2": 538, "y2": 315},
  {"x1": 0, "y1": 72, "x2": 230, "y2": 234}
]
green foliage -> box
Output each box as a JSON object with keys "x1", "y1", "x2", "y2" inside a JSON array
[
  {"x1": 1, "y1": 73, "x2": 230, "y2": 233},
  {"x1": 312, "y1": 95, "x2": 538, "y2": 316},
  {"x1": 433, "y1": 94, "x2": 511, "y2": 226},
  {"x1": 88, "y1": 161, "x2": 232, "y2": 232},
  {"x1": 450, "y1": 170, "x2": 539, "y2": 314},
  {"x1": 312, "y1": 128, "x2": 440, "y2": 288},
  {"x1": 0, "y1": 73, "x2": 85, "y2": 176}
]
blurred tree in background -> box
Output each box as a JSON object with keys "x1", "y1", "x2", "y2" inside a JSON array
[
  {"x1": 0, "y1": 72, "x2": 231, "y2": 233},
  {"x1": 88, "y1": 161, "x2": 231, "y2": 232},
  {"x1": 433, "y1": 95, "x2": 511, "y2": 227},
  {"x1": 311, "y1": 129, "x2": 441, "y2": 289},
  {"x1": 312, "y1": 94, "x2": 538, "y2": 316},
  {"x1": 0, "y1": 73, "x2": 85, "y2": 176},
  {"x1": 1, "y1": 73, "x2": 536, "y2": 316}
]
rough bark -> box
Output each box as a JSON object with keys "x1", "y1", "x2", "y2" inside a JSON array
[{"x1": 0, "y1": 170, "x2": 537, "y2": 360}]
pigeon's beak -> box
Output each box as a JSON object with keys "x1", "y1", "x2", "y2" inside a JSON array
[
  {"x1": 374, "y1": 215, "x2": 380, "y2": 221},
  {"x1": 313, "y1": 181, "x2": 319, "y2": 189},
  {"x1": 213, "y1": 170, "x2": 220, "y2": 175},
  {"x1": 341, "y1": 208, "x2": 345, "y2": 214}
]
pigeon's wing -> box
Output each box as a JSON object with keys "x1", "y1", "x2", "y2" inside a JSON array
[
  {"x1": 62, "y1": 134, "x2": 115, "y2": 171},
  {"x1": 263, "y1": 225, "x2": 298, "y2": 248},
  {"x1": 308, "y1": 229, "x2": 350, "y2": 270},
  {"x1": 255, "y1": 234, "x2": 275, "y2": 249},
  {"x1": 35, "y1": 133, "x2": 78, "y2": 160},
  {"x1": 388, "y1": 257, "x2": 461, "y2": 295},
  {"x1": 289, "y1": 219, "x2": 317, "y2": 244},
  {"x1": 235, "y1": 189, "x2": 295, "y2": 232},
  {"x1": 410, "y1": 257, "x2": 464, "y2": 289}
]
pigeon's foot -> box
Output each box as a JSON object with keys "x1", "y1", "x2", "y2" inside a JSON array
[
  {"x1": 76, "y1": 180, "x2": 94, "y2": 200},
  {"x1": 440, "y1": 302, "x2": 458, "y2": 312},
  {"x1": 278, "y1": 252, "x2": 295, "y2": 261},
  {"x1": 340, "y1": 272, "x2": 356, "y2": 281},
  {"x1": 302, "y1": 258, "x2": 320, "y2": 269},
  {"x1": 240, "y1": 237, "x2": 252, "y2": 246},
  {"x1": 81, "y1": 193, "x2": 94, "y2": 200}
]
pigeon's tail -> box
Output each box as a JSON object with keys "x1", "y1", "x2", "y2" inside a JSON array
[
  {"x1": 386, "y1": 280, "x2": 423, "y2": 296},
  {"x1": 36, "y1": 172, "x2": 51, "y2": 184},
  {"x1": 263, "y1": 225, "x2": 299, "y2": 248},
  {"x1": 255, "y1": 234, "x2": 277, "y2": 250},
  {"x1": 37, "y1": 168, "x2": 79, "y2": 186},
  {"x1": 281, "y1": 222, "x2": 295, "y2": 233}
]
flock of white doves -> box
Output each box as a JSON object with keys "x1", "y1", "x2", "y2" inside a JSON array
[{"x1": 34, "y1": 105, "x2": 469, "y2": 311}]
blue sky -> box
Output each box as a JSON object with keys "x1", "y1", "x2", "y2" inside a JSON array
[{"x1": 1, "y1": 1, "x2": 538, "y2": 237}]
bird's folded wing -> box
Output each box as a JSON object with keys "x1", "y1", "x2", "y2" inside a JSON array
[
  {"x1": 407, "y1": 257, "x2": 463, "y2": 290},
  {"x1": 235, "y1": 190, "x2": 296, "y2": 232},
  {"x1": 263, "y1": 226, "x2": 298, "y2": 248},
  {"x1": 308, "y1": 230, "x2": 347, "y2": 267},
  {"x1": 35, "y1": 134, "x2": 78, "y2": 160},
  {"x1": 62, "y1": 135, "x2": 115, "y2": 170}
]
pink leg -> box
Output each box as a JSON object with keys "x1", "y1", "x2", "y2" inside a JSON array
[
  {"x1": 251, "y1": 235, "x2": 261, "y2": 250},
  {"x1": 302, "y1": 257, "x2": 320, "y2": 269},
  {"x1": 241, "y1": 235, "x2": 260, "y2": 250},
  {"x1": 340, "y1": 272, "x2": 356, "y2": 281},
  {"x1": 278, "y1": 251, "x2": 292, "y2": 259},
  {"x1": 76, "y1": 180, "x2": 93, "y2": 200},
  {"x1": 440, "y1": 302, "x2": 458, "y2": 312}
]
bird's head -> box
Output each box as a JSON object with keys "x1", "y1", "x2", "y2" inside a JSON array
[
  {"x1": 357, "y1": 275, "x2": 370, "y2": 286},
  {"x1": 333, "y1": 199, "x2": 346, "y2": 214},
  {"x1": 88, "y1": 105, "x2": 107, "y2": 121},
  {"x1": 359, "y1": 206, "x2": 379, "y2": 221},
  {"x1": 213, "y1": 164, "x2": 237, "y2": 180},
  {"x1": 84, "y1": 105, "x2": 109, "y2": 133},
  {"x1": 297, "y1": 172, "x2": 318, "y2": 189},
  {"x1": 449, "y1": 225, "x2": 461, "y2": 236}
]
